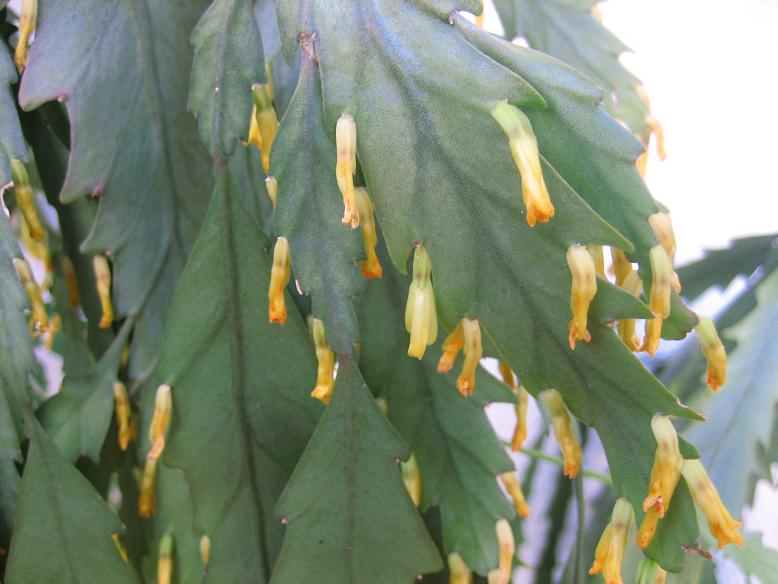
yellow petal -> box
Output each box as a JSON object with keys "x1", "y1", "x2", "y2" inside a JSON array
[
  {"x1": 682, "y1": 459, "x2": 744, "y2": 548},
  {"x1": 336, "y1": 114, "x2": 359, "y2": 228},
  {"x1": 354, "y1": 187, "x2": 382, "y2": 279},
  {"x1": 542, "y1": 389, "x2": 581, "y2": 478},
  {"x1": 500, "y1": 472, "x2": 530, "y2": 519},
  {"x1": 268, "y1": 237, "x2": 291, "y2": 325},
  {"x1": 695, "y1": 316, "x2": 727, "y2": 390},
  {"x1": 456, "y1": 318, "x2": 482, "y2": 397},
  {"x1": 567, "y1": 245, "x2": 597, "y2": 349},
  {"x1": 405, "y1": 245, "x2": 437, "y2": 358},
  {"x1": 13, "y1": 0, "x2": 37, "y2": 71},
  {"x1": 448, "y1": 552, "x2": 473, "y2": 584},
  {"x1": 251, "y1": 83, "x2": 278, "y2": 174},
  {"x1": 148, "y1": 384, "x2": 172, "y2": 460},
  {"x1": 641, "y1": 245, "x2": 672, "y2": 356},
  {"x1": 93, "y1": 254, "x2": 114, "y2": 329},
  {"x1": 308, "y1": 317, "x2": 335, "y2": 405}
]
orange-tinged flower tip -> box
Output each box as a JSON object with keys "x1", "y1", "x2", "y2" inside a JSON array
[
  {"x1": 138, "y1": 456, "x2": 159, "y2": 517},
  {"x1": 695, "y1": 316, "x2": 727, "y2": 390},
  {"x1": 542, "y1": 390, "x2": 581, "y2": 478},
  {"x1": 158, "y1": 533, "x2": 174, "y2": 584},
  {"x1": 148, "y1": 384, "x2": 172, "y2": 460},
  {"x1": 448, "y1": 553, "x2": 473, "y2": 584},
  {"x1": 456, "y1": 319, "x2": 482, "y2": 397},
  {"x1": 13, "y1": 0, "x2": 36, "y2": 72},
  {"x1": 491, "y1": 101, "x2": 555, "y2": 227},
  {"x1": 405, "y1": 245, "x2": 437, "y2": 359},
  {"x1": 265, "y1": 176, "x2": 278, "y2": 208},
  {"x1": 642, "y1": 416, "x2": 683, "y2": 518},
  {"x1": 682, "y1": 459, "x2": 744, "y2": 548},
  {"x1": 251, "y1": 83, "x2": 278, "y2": 174},
  {"x1": 268, "y1": 237, "x2": 291, "y2": 325},
  {"x1": 402, "y1": 454, "x2": 422, "y2": 507},
  {"x1": 200, "y1": 535, "x2": 211, "y2": 566},
  {"x1": 496, "y1": 518, "x2": 515, "y2": 577},
  {"x1": 500, "y1": 472, "x2": 530, "y2": 519},
  {"x1": 13, "y1": 257, "x2": 49, "y2": 333},
  {"x1": 590, "y1": 498, "x2": 634, "y2": 583},
  {"x1": 636, "y1": 508, "x2": 660, "y2": 549},
  {"x1": 354, "y1": 187, "x2": 383, "y2": 279},
  {"x1": 113, "y1": 382, "x2": 132, "y2": 451},
  {"x1": 308, "y1": 317, "x2": 335, "y2": 405},
  {"x1": 92, "y1": 254, "x2": 114, "y2": 329},
  {"x1": 567, "y1": 245, "x2": 598, "y2": 349},
  {"x1": 642, "y1": 245, "x2": 672, "y2": 356},
  {"x1": 610, "y1": 248, "x2": 634, "y2": 287},
  {"x1": 336, "y1": 114, "x2": 359, "y2": 228},
  {"x1": 438, "y1": 321, "x2": 464, "y2": 373}
]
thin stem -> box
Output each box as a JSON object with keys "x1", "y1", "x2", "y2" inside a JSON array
[{"x1": 504, "y1": 442, "x2": 613, "y2": 486}]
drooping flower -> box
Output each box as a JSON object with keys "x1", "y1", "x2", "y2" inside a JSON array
[
  {"x1": 695, "y1": 316, "x2": 727, "y2": 390},
  {"x1": 336, "y1": 114, "x2": 359, "y2": 228},
  {"x1": 618, "y1": 271, "x2": 643, "y2": 352},
  {"x1": 499, "y1": 362, "x2": 530, "y2": 451},
  {"x1": 682, "y1": 459, "x2": 744, "y2": 548},
  {"x1": 113, "y1": 382, "x2": 133, "y2": 451},
  {"x1": 500, "y1": 472, "x2": 530, "y2": 519},
  {"x1": 589, "y1": 497, "x2": 634, "y2": 584},
  {"x1": 13, "y1": 0, "x2": 36, "y2": 71},
  {"x1": 148, "y1": 384, "x2": 172, "y2": 460},
  {"x1": 642, "y1": 245, "x2": 672, "y2": 356},
  {"x1": 567, "y1": 245, "x2": 598, "y2": 349},
  {"x1": 490, "y1": 101, "x2": 555, "y2": 227},
  {"x1": 354, "y1": 187, "x2": 382, "y2": 279},
  {"x1": 13, "y1": 257, "x2": 49, "y2": 333},
  {"x1": 251, "y1": 83, "x2": 279, "y2": 174},
  {"x1": 93, "y1": 254, "x2": 114, "y2": 329},
  {"x1": 542, "y1": 390, "x2": 581, "y2": 478},
  {"x1": 308, "y1": 317, "x2": 335, "y2": 405},
  {"x1": 268, "y1": 237, "x2": 291, "y2": 325}
]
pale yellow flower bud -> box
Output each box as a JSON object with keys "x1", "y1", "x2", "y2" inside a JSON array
[
  {"x1": 93, "y1": 254, "x2": 113, "y2": 329},
  {"x1": 265, "y1": 176, "x2": 278, "y2": 208},
  {"x1": 113, "y1": 382, "x2": 132, "y2": 451},
  {"x1": 500, "y1": 472, "x2": 530, "y2": 519},
  {"x1": 354, "y1": 187, "x2": 382, "y2": 279},
  {"x1": 618, "y1": 271, "x2": 643, "y2": 352},
  {"x1": 589, "y1": 498, "x2": 634, "y2": 584},
  {"x1": 456, "y1": 319, "x2": 482, "y2": 397},
  {"x1": 642, "y1": 245, "x2": 672, "y2": 356},
  {"x1": 405, "y1": 245, "x2": 437, "y2": 358},
  {"x1": 148, "y1": 384, "x2": 172, "y2": 460},
  {"x1": 251, "y1": 83, "x2": 278, "y2": 174},
  {"x1": 200, "y1": 535, "x2": 211, "y2": 566}
]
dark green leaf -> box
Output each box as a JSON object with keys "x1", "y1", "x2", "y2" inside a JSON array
[
  {"x1": 275, "y1": 2, "x2": 701, "y2": 567},
  {"x1": 271, "y1": 54, "x2": 363, "y2": 354},
  {"x1": 686, "y1": 268, "x2": 778, "y2": 513},
  {"x1": 189, "y1": 0, "x2": 265, "y2": 156},
  {"x1": 157, "y1": 169, "x2": 322, "y2": 582},
  {"x1": 19, "y1": 0, "x2": 213, "y2": 380},
  {"x1": 491, "y1": 0, "x2": 652, "y2": 141},
  {"x1": 5, "y1": 416, "x2": 136, "y2": 583},
  {"x1": 0, "y1": 42, "x2": 26, "y2": 186},
  {"x1": 271, "y1": 358, "x2": 443, "y2": 583}
]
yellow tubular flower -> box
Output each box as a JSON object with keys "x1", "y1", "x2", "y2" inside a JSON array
[
  {"x1": 542, "y1": 390, "x2": 581, "y2": 478},
  {"x1": 335, "y1": 114, "x2": 359, "y2": 228},
  {"x1": 251, "y1": 83, "x2": 278, "y2": 174},
  {"x1": 456, "y1": 319, "x2": 482, "y2": 397},
  {"x1": 438, "y1": 321, "x2": 464, "y2": 374},
  {"x1": 268, "y1": 236, "x2": 291, "y2": 325},
  {"x1": 649, "y1": 212, "x2": 681, "y2": 293},
  {"x1": 448, "y1": 552, "x2": 472, "y2": 584},
  {"x1": 92, "y1": 254, "x2": 113, "y2": 329},
  {"x1": 567, "y1": 244, "x2": 598, "y2": 349},
  {"x1": 500, "y1": 472, "x2": 530, "y2": 519},
  {"x1": 148, "y1": 384, "x2": 172, "y2": 460},
  {"x1": 158, "y1": 533, "x2": 174, "y2": 584},
  {"x1": 200, "y1": 535, "x2": 211, "y2": 566},
  {"x1": 496, "y1": 518, "x2": 515, "y2": 580},
  {"x1": 695, "y1": 316, "x2": 727, "y2": 390},
  {"x1": 402, "y1": 454, "x2": 422, "y2": 507},
  {"x1": 308, "y1": 317, "x2": 335, "y2": 404},
  {"x1": 354, "y1": 187, "x2": 382, "y2": 279},
  {"x1": 618, "y1": 271, "x2": 643, "y2": 352},
  {"x1": 610, "y1": 248, "x2": 633, "y2": 287},
  {"x1": 589, "y1": 497, "x2": 634, "y2": 584},
  {"x1": 642, "y1": 245, "x2": 672, "y2": 356},
  {"x1": 587, "y1": 244, "x2": 606, "y2": 278},
  {"x1": 11, "y1": 160, "x2": 44, "y2": 242},
  {"x1": 637, "y1": 416, "x2": 683, "y2": 549},
  {"x1": 113, "y1": 382, "x2": 132, "y2": 451},
  {"x1": 490, "y1": 102, "x2": 555, "y2": 227},
  {"x1": 138, "y1": 456, "x2": 158, "y2": 517},
  {"x1": 682, "y1": 459, "x2": 744, "y2": 548},
  {"x1": 13, "y1": 0, "x2": 37, "y2": 71},
  {"x1": 265, "y1": 176, "x2": 278, "y2": 208},
  {"x1": 405, "y1": 245, "x2": 437, "y2": 358},
  {"x1": 13, "y1": 257, "x2": 49, "y2": 332},
  {"x1": 247, "y1": 105, "x2": 261, "y2": 148},
  {"x1": 499, "y1": 363, "x2": 530, "y2": 451}
]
